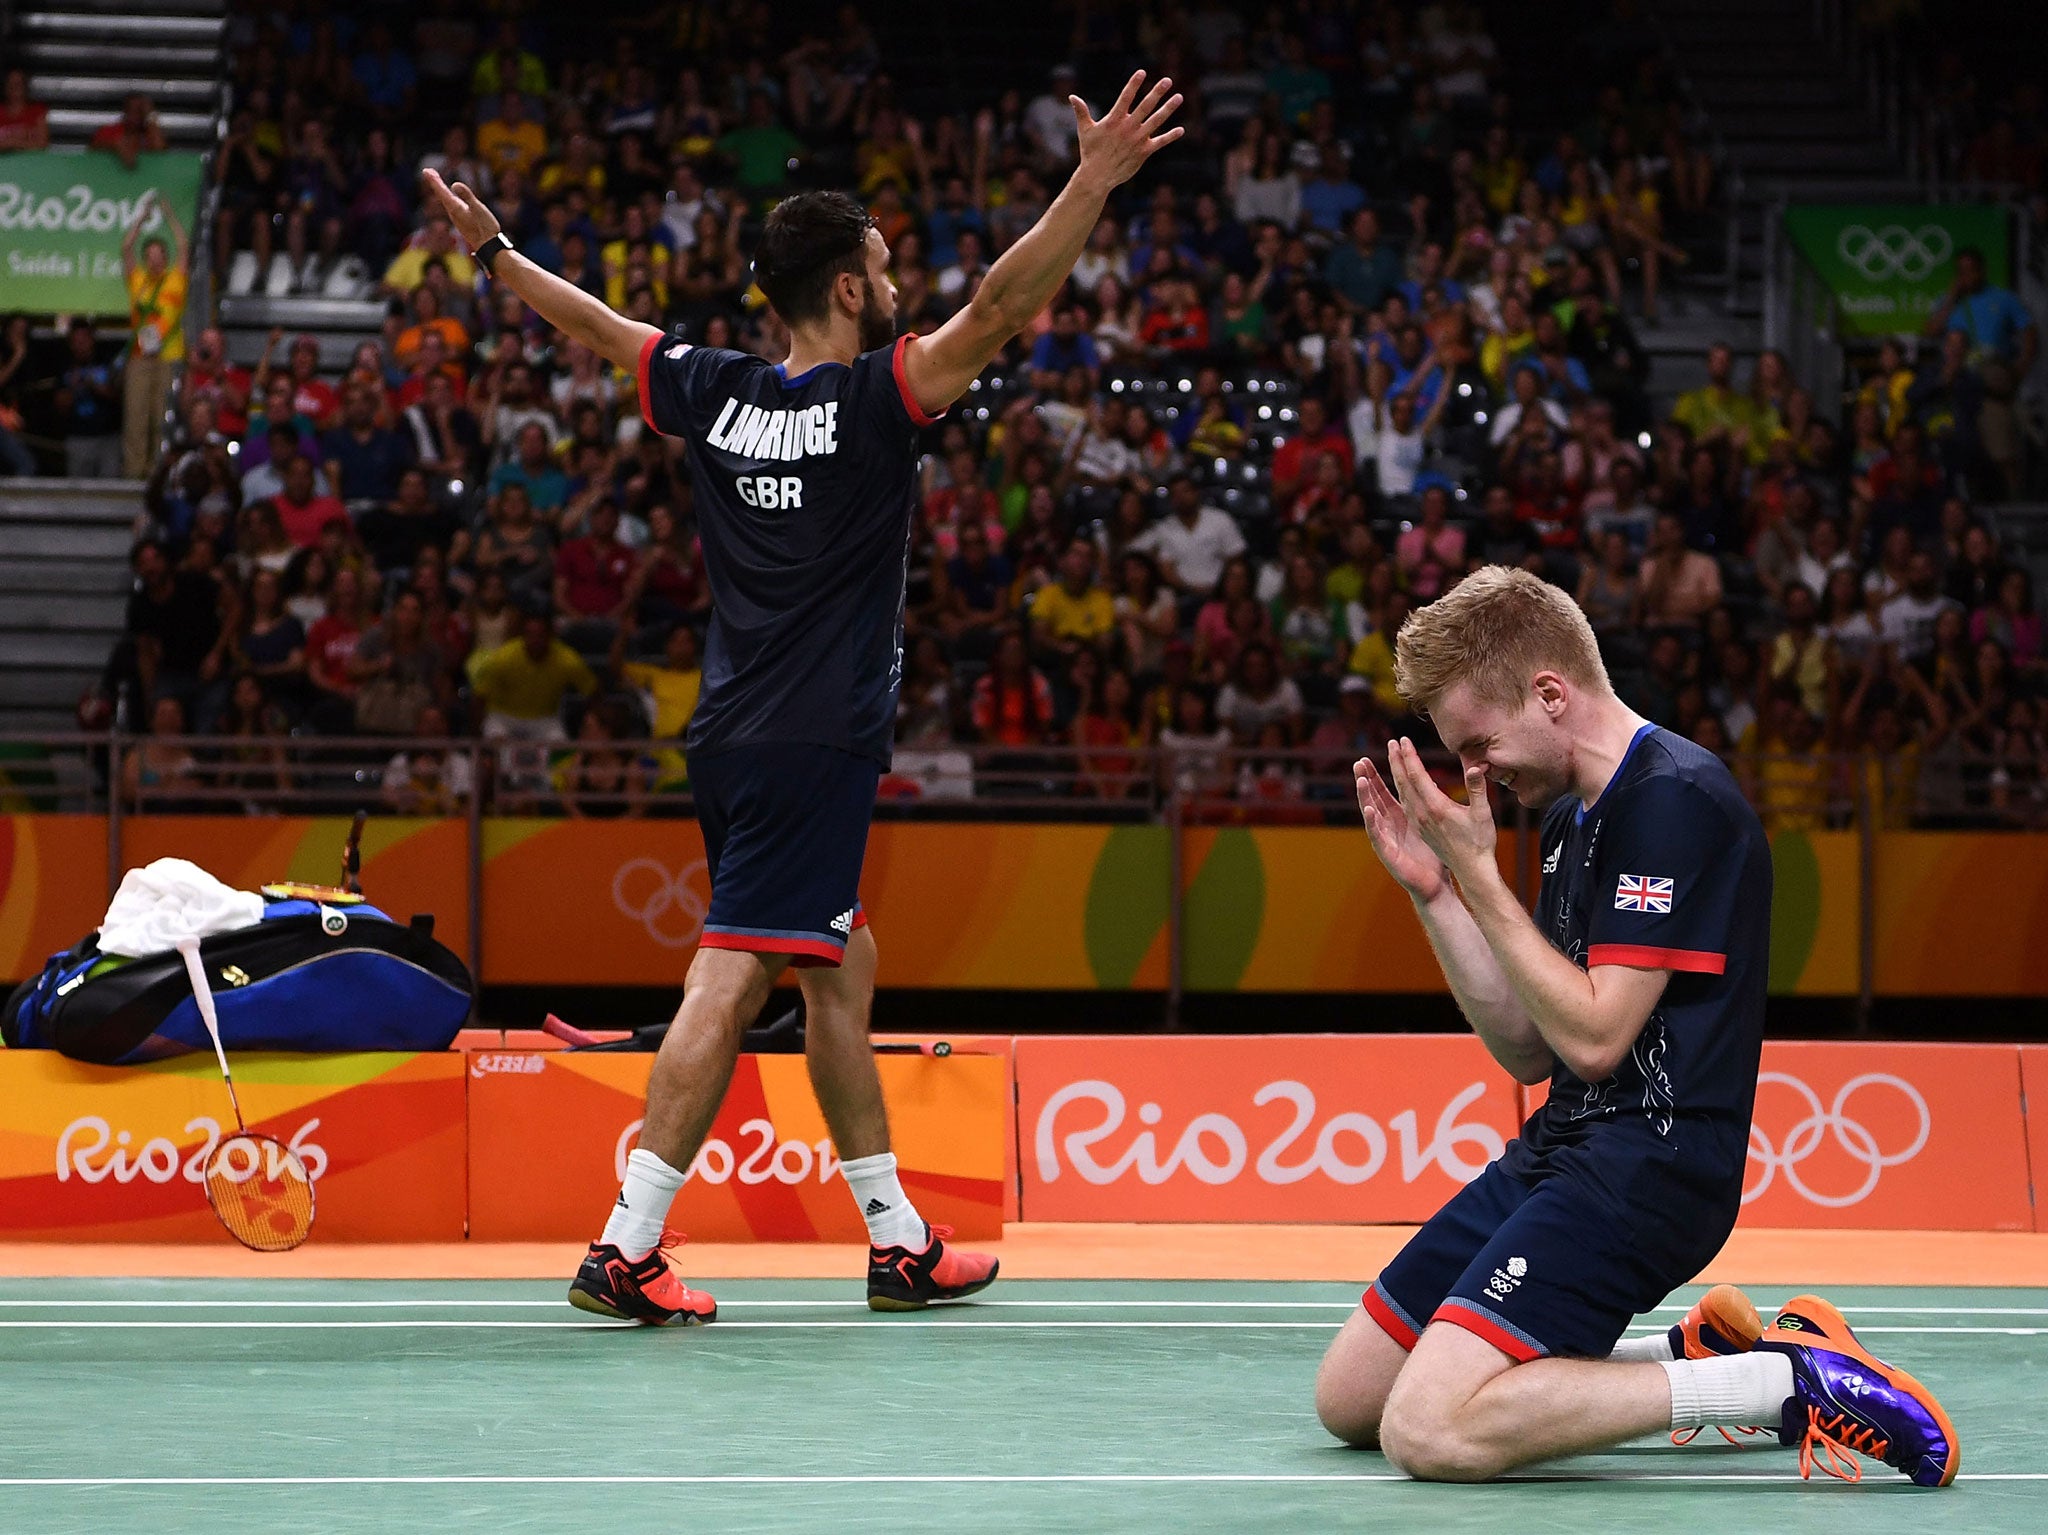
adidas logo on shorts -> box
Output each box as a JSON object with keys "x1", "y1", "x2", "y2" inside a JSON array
[{"x1": 830, "y1": 909, "x2": 855, "y2": 936}]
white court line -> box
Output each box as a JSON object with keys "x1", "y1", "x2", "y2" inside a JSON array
[
  {"x1": 0, "y1": 1317, "x2": 2044, "y2": 1335},
  {"x1": 2, "y1": 1298, "x2": 2045, "y2": 1315},
  {"x1": 0, "y1": 1473, "x2": 2042, "y2": 1487},
  {"x1": 0, "y1": 1298, "x2": 1359, "y2": 1311},
  {"x1": 0, "y1": 1319, "x2": 1328, "y2": 1330}
]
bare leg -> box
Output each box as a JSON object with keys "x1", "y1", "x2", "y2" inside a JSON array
[
  {"x1": 637, "y1": 946, "x2": 787, "y2": 1168},
  {"x1": 1380, "y1": 1322, "x2": 1671, "y2": 1482},
  {"x1": 1315, "y1": 1306, "x2": 1413, "y2": 1448},
  {"x1": 799, "y1": 924, "x2": 888, "y2": 1160}
]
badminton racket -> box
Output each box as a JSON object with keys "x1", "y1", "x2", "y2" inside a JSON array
[{"x1": 176, "y1": 938, "x2": 316, "y2": 1252}]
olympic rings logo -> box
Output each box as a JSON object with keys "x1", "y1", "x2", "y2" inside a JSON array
[
  {"x1": 611, "y1": 858, "x2": 711, "y2": 948},
  {"x1": 1835, "y1": 224, "x2": 1952, "y2": 282},
  {"x1": 1743, "y1": 1072, "x2": 1930, "y2": 1209}
]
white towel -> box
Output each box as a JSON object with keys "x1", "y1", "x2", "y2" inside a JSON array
[{"x1": 99, "y1": 858, "x2": 267, "y2": 958}]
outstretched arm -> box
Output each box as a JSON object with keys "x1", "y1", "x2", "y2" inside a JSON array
[
  {"x1": 159, "y1": 197, "x2": 188, "y2": 267},
  {"x1": 422, "y1": 170, "x2": 658, "y2": 373},
  {"x1": 900, "y1": 71, "x2": 1183, "y2": 416},
  {"x1": 121, "y1": 193, "x2": 150, "y2": 275}
]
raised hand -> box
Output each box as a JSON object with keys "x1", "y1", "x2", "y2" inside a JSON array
[
  {"x1": 1354, "y1": 753, "x2": 1448, "y2": 902},
  {"x1": 420, "y1": 169, "x2": 499, "y2": 253},
  {"x1": 1384, "y1": 736, "x2": 1496, "y2": 880},
  {"x1": 1070, "y1": 71, "x2": 1184, "y2": 191}
]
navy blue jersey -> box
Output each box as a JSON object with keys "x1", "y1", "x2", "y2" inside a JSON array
[
  {"x1": 1512, "y1": 726, "x2": 1772, "y2": 1192},
  {"x1": 635, "y1": 329, "x2": 939, "y2": 764}
]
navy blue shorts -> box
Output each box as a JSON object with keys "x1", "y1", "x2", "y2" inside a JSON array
[
  {"x1": 1363, "y1": 1139, "x2": 1735, "y2": 1362},
  {"x1": 691, "y1": 742, "x2": 880, "y2": 968}
]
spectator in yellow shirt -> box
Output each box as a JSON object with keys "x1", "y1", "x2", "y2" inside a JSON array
[
  {"x1": 471, "y1": 609, "x2": 597, "y2": 799},
  {"x1": 1670, "y1": 342, "x2": 1759, "y2": 447},
  {"x1": 1750, "y1": 692, "x2": 1829, "y2": 834},
  {"x1": 536, "y1": 130, "x2": 608, "y2": 202},
  {"x1": 121, "y1": 191, "x2": 188, "y2": 477},
  {"x1": 477, "y1": 92, "x2": 547, "y2": 184},
  {"x1": 1030, "y1": 538, "x2": 1117, "y2": 657},
  {"x1": 470, "y1": 23, "x2": 548, "y2": 100},
  {"x1": 381, "y1": 216, "x2": 478, "y2": 297},
  {"x1": 1346, "y1": 590, "x2": 1411, "y2": 718},
  {"x1": 613, "y1": 622, "x2": 701, "y2": 790}
]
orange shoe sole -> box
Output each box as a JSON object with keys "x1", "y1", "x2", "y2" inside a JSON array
[{"x1": 1684, "y1": 1283, "x2": 1764, "y2": 1357}]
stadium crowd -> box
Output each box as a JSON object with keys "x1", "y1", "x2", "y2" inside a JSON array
[{"x1": 5, "y1": 0, "x2": 2040, "y2": 825}]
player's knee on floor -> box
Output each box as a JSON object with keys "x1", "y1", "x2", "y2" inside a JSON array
[
  {"x1": 1379, "y1": 1342, "x2": 1518, "y2": 1483},
  {"x1": 1313, "y1": 1311, "x2": 1405, "y2": 1448},
  {"x1": 1378, "y1": 1400, "x2": 1505, "y2": 1484}
]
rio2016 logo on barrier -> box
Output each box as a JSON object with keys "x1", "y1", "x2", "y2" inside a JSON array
[
  {"x1": 55, "y1": 1116, "x2": 330, "y2": 1186},
  {"x1": 1034, "y1": 1079, "x2": 1505, "y2": 1188},
  {"x1": 612, "y1": 858, "x2": 710, "y2": 949},
  {"x1": 1744, "y1": 1072, "x2": 1930, "y2": 1209},
  {"x1": 1835, "y1": 224, "x2": 1952, "y2": 282},
  {"x1": 616, "y1": 1117, "x2": 841, "y2": 1187}
]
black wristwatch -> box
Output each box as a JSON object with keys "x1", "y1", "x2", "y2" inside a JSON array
[{"x1": 473, "y1": 231, "x2": 514, "y2": 274}]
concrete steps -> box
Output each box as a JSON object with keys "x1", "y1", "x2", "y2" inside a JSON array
[{"x1": 0, "y1": 479, "x2": 142, "y2": 733}]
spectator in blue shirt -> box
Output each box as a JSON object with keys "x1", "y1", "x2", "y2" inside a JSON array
[
  {"x1": 922, "y1": 176, "x2": 986, "y2": 271},
  {"x1": 487, "y1": 421, "x2": 569, "y2": 513},
  {"x1": 1300, "y1": 145, "x2": 1366, "y2": 236},
  {"x1": 1387, "y1": 326, "x2": 1445, "y2": 414},
  {"x1": 1028, "y1": 305, "x2": 1102, "y2": 391},
  {"x1": 54, "y1": 319, "x2": 121, "y2": 479},
  {"x1": 320, "y1": 382, "x2": 414, "y2": 504},
  {"x1": 1265, "y1": 34, "x2": 1331, "y2": 126},
  {"x1": 1398, "y1": 243, "x2": 1467, "y2": 311},
  {"x1": 1128, "y1": 210, "x2": 1200, "y2": 284},
  {"x1": 351, "y1": 22, "x2": 417, "y2": 126},
  {"x1": 1927, "y1": 246, "x2": 2038, "y2": 374},
  {"x1": 1325, "y1": 208, "x2": 1403, "y2": 313},
  {"x1": 1528, "y1": 313, "x2": 1592, "y2": 402}
]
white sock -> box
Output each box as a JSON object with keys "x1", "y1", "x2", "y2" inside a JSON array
[
  {"x1": 841, "y1": 1151, "x2": 926, "y2": 1248},
  {"x1": 1661, "y1": 1353, "x2": 1795, "y2": 1429},
  {"x1": 599, "y1": 1147, "x2": 688, "y2": 1260},
  {"x1": 1610, "y1": 1330, "x2": 1677, "y2": 1363}
]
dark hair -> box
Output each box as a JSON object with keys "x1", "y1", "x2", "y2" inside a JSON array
[{"x1": 752, "y1": 191, "x2": 874, "y2": 327}]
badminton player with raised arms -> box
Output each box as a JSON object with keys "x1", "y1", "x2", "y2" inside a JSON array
[
  {"x1": 1315, "y1": 568, "x2": 1958, "y2": 1486},
  {"x1": 424, "y1": 71, "x2": 1183, "y2": 1322}
]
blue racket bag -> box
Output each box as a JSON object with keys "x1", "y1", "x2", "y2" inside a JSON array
[{"x1": 1, "y1": 900, "x2": 474, "y2": 1064}]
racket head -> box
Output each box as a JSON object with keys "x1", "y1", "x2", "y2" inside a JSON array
[{"x1": 203, "y1": 1132, "x2": 316, "y2": 1252}]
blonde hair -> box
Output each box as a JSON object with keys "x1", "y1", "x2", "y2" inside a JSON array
[{"x1": 1393, "y1": 567, "x2": 1610, "y2": 715}]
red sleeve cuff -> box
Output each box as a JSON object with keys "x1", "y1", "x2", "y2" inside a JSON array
[
  {"x1": 636, "y1": 330, "x2": 662, "y2": 437},
  {"x1": 1587, "y1": 944, "x2": 1727, "y2": 975},
  {"x1": 891, "y1": 334, "x2": 942, "y2": 427}
]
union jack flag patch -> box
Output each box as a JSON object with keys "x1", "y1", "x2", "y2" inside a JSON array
[{"x1": 1615, "y1": 875, "x2": 1673, "y2": 912}]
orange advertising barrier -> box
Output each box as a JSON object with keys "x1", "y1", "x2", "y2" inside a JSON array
[
  {"x1": 1015, "y1": 1035, "x2": 1526, "y2": 1223},
  {"x1": 1741, "y1": 1042, "x2": 2033, "y2": 1232},
  {"x1": 0, "y1": 1051, "x2": 465, "y2": 1241},
  {"x1": 466, "y1": 1050, "x2": 1006, "y2": 1241},
  {"x1": 2023, "y1": 1047, "x2": 2048, "y2": 1234}
]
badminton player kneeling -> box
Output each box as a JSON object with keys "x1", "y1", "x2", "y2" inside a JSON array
[{"x1": 1315, "y1": 569, "x2": 1957, "y2": 1487}]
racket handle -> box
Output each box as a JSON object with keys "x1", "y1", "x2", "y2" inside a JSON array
[
  {"x1": 343, "y1": 810, "x2": 367, "y2": 895},
  {"x1": 541, "y1": 1012, "x2": 602, "y2": 1047},
  {"x1": 177, "y1": 939, "x2": 246, "y2": 1131}
]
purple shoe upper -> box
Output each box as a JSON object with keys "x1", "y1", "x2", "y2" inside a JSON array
[{"x1": 1760, "y1": 1337, "x2": 1955, "y2": 1487}]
